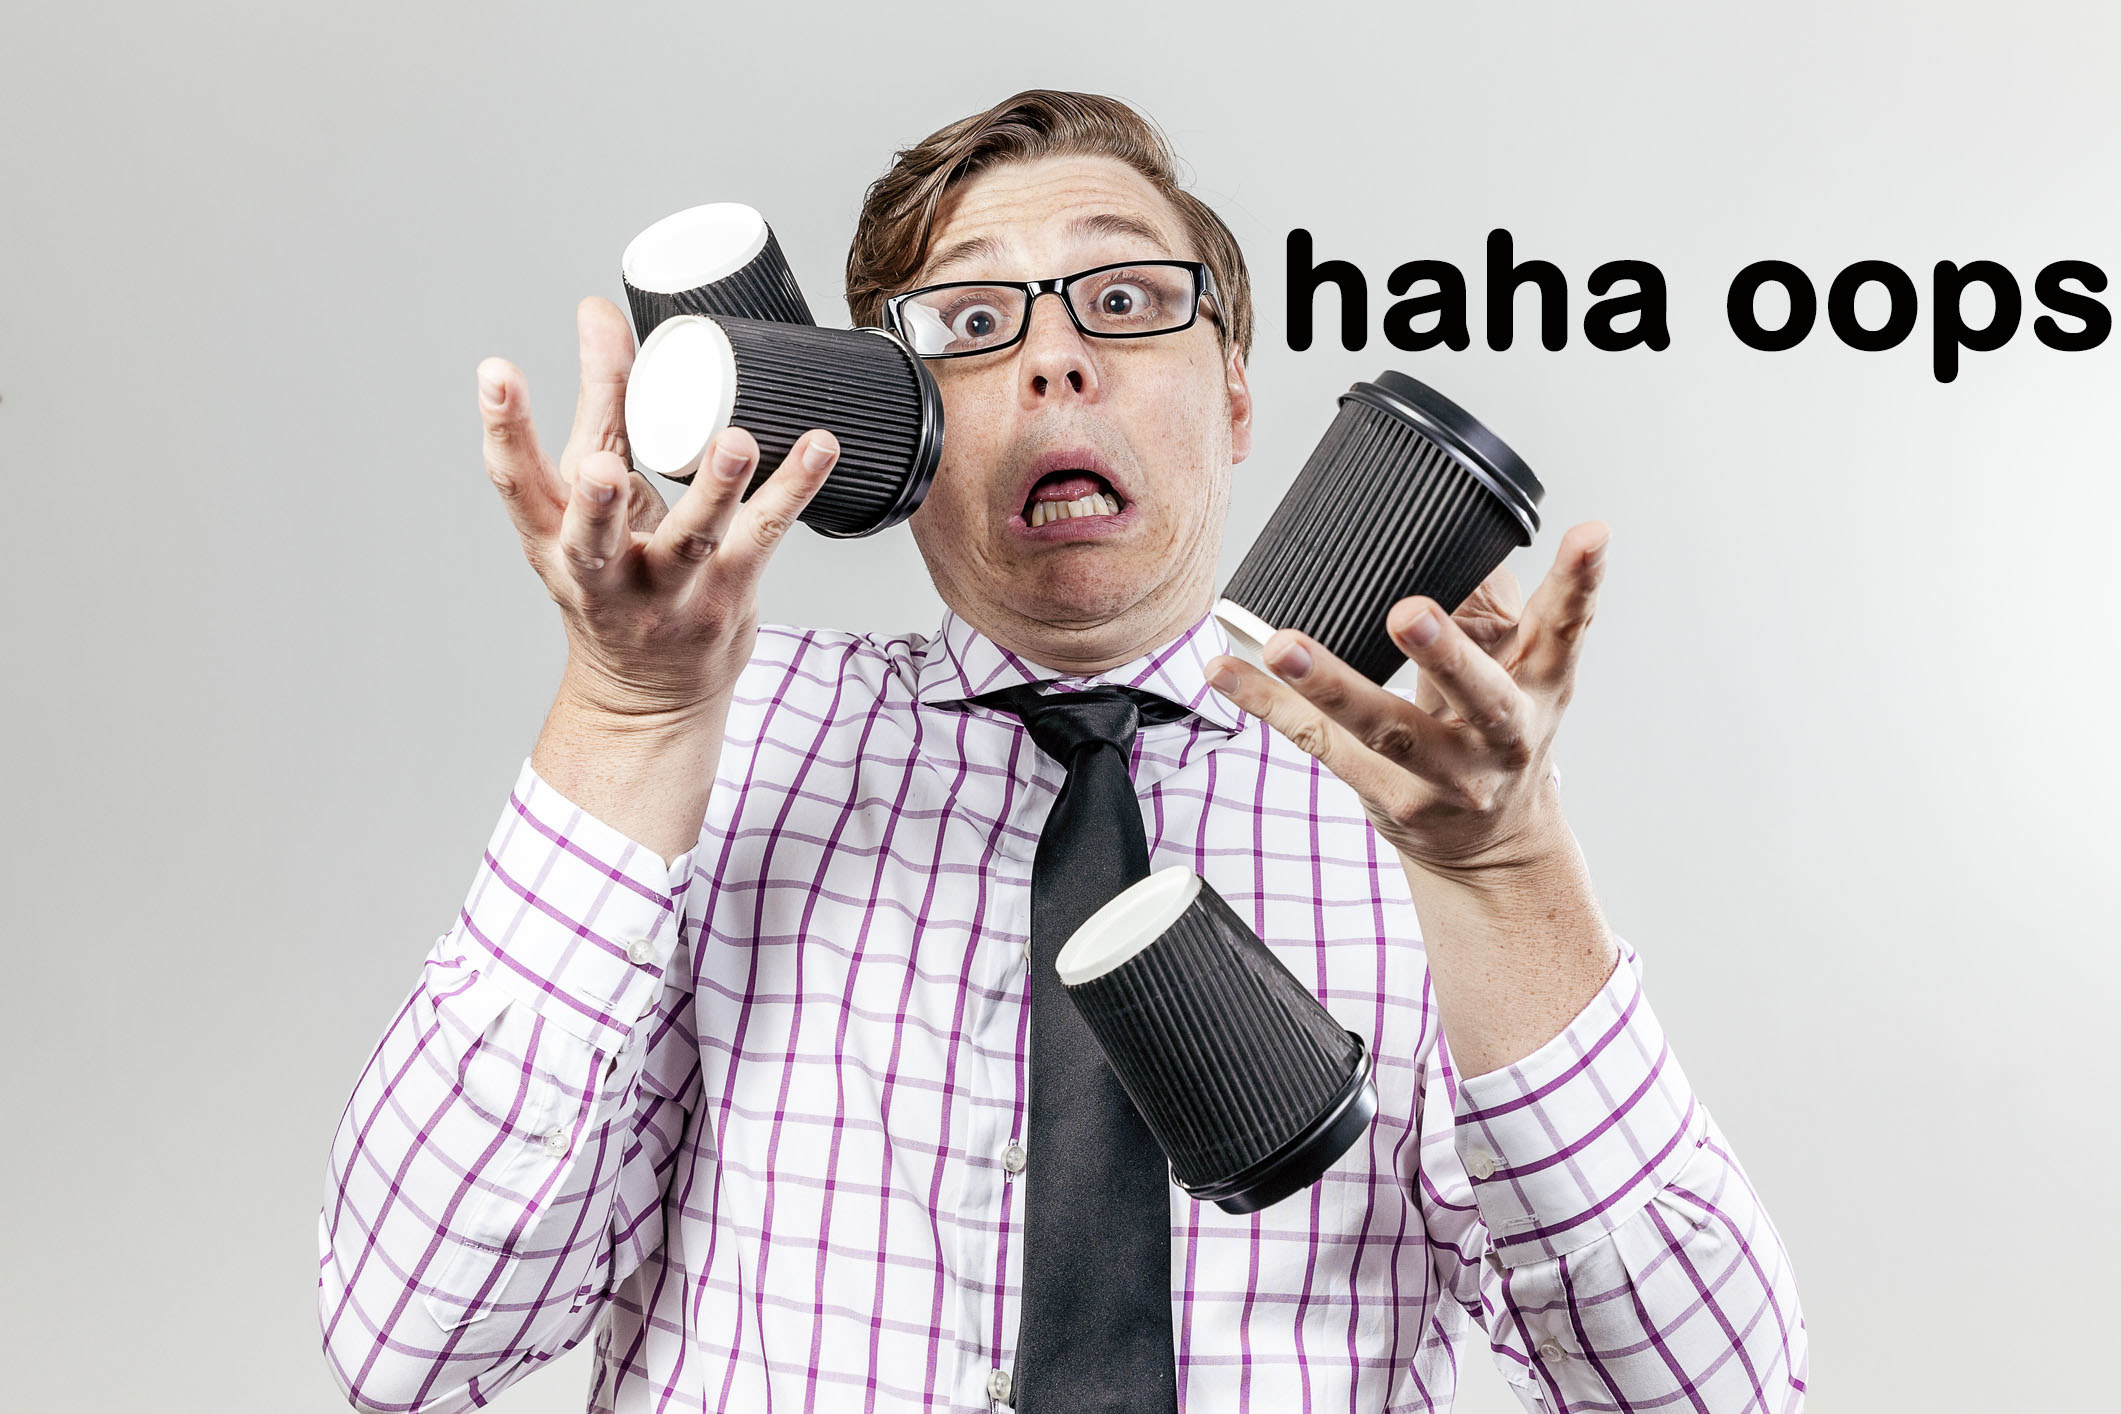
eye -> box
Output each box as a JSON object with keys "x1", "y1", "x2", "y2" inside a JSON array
[
  {"x1": 1097, "y1": 282, "x2": 1149, "y2": 318},
  {"x1": 903, "y1": 286, "x2": 1018, "y2": 353},
  {"x1": 952, "y1": 304, "x2": 1004, "y2": 340},
  {"x1": 1078, "y1": 267, "x2": 1190, "y2": 329}
]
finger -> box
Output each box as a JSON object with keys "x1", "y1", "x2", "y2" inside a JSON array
[
  {"x1": 1515, "y1": 522, "x2": 1611, "y2": 693},
  {"x1": 717, "y1": 430, "x2": 841, "y2": 580},
  {"x1": 479, "y1": 358, "x2": 568, "y2": 539},
  {"x1": 1253, "y1": 629, "x2": 1464, "y2": 783},
  {"x1": 1205, "y1": 653, "x2": 1425, "y2": 805},
  {"x1": 1417, "y1": 568, "x2": 1523, "y2": 715},
  {"x1": 1464, "y1": 564, "x2": 1524, "y2": 623},
  {"x1": 624, "y1": 470, "x2": 670, "y2": 536},
  {"x1": 1384, "y1": 595, "x2": 1532, "y2": 753},
  {"x1": 557, "y1": 449, "x2": 634, "y2": 595},
  {"x1": 642, "y1": 426, "x2": 765, "y2": 585},
  {"x1": 558, "y1": 296, "x2": 636, "y2": 484}
]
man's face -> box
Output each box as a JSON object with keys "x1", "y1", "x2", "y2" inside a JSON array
[{"x1": 900, "y1": 154, "x2": 1253, "y2": 673}]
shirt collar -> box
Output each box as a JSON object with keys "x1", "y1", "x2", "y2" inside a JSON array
[{"x1": 914, "y1": 606, "x2": 1248, "y2": 735}]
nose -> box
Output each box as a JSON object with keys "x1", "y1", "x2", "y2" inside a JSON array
[{"x1": 1017, "y1": 289, "x2": 1100, "y2": 405}]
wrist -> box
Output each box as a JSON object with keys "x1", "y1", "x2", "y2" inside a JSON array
[
  {"x1": 1401, "y1": 797, "x2": 1578, "y2": 901},
  {"x1": 1399, "y1": 813, "x2": 1619, "y2": 1075},
  {"x1": 1396, "y1": 808, "x2": 1614, "y2": 956},
  {"x1": 555, "y1": 661, "x2": 727, "y2": 742},
  {"x1": 532, "y1": 677, "x2": 729, "y2": 871}
]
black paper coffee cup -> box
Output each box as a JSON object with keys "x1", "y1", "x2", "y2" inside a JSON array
[
  {"x1": 1057, "y1": 866, "x2": 1376, "y2": 1214},
  {"x1": 1216, "y1": 371, "x2": 1544, "y2": 684},
  {"x1": 624, "y1": 314, "x2": 942, "y2": 538},
  {"x1": 621, "y1": 202, "x2": 816, "y2": 340}
]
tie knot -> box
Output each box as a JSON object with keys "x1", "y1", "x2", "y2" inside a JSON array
[{"x1": 973, "y1": 684, "x2": 1187, "y2": 765}]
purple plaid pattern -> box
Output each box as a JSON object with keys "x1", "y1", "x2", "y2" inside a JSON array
[{"x1": 319, "y1": 609, "x2": 1807, "y2": 1413}]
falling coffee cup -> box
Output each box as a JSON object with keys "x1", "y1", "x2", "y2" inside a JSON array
[
  {"x1": 621, "y1": 201, "x2": 816, "y2": 341},
  {"x1": 624, "y1": 313, "x2": 943, "y2": 538},
  {"x1": 1057, "y1": 866, "x2": 1377, "y2": 1214},
  {"x1": 1216, "y1": 371, "x2": 1545, "y2": 684}
]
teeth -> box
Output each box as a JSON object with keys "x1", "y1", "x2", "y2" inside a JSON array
[{"x1": 1028, "y1": 492, "x2": 1123, "y2": 526}]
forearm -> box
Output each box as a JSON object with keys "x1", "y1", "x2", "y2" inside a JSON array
[
  {"x1": 319, "y1": 760, "x2": 700, "y2": 1412},
  {"x1": 1400, "y1": 792, "x2": 1619, "y2": 1077},
  {"x1": 1418, "y1": 948, "x2": 1808, "y2": 1411},
  {"x1": 319, "y1": 956, "x2": 653, "y2": 1412},
  {"x1": 531, "y1": 666, "x2": 727, "y2": 868},
  {"x1": 1457, "y1": 1112, "x2": 1808, "y2": 1412}
]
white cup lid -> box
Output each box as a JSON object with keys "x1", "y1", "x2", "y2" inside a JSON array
[
  {"x1": 625, "y1": 315, "x2": 737, "y2": 479},
  {"x1": 622, "y1": 202, "x2": 771, "y2": 294},
  {"x1": 1056, "y1": 865, "x2": 1202, "y2": 985},
  {"x1": 1211, "y1": 597, "x2": 1277, "y2": 676}
]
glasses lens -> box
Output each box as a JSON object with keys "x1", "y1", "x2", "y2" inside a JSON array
[
  {"x1": 1067, "y1": 264, "x2": 1200, "y2": 335},
  {"x1": 898, "y1": 285, "x2": 1025, "y2": 356}
]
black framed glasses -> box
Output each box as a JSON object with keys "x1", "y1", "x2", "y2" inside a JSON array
[{"x1": 885, "y1": 259, "x2": 1223, "y2": 359}]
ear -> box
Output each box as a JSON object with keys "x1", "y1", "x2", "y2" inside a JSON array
[{"x1": 1225, "y1": 346, "x2": 1254, "y2": 466}]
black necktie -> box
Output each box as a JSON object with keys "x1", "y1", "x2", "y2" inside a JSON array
[{"x1": 971, "y1": 683, "x2": 1191, "y2": 1414}]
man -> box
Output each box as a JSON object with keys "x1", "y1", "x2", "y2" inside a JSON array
[{"x1": 318, "y1": 91, "x2": 1806, "y2": 1412}]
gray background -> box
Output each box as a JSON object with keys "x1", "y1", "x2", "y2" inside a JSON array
[{"x1": 4, "y1": 1, "x2": 2114, "y2": 1409}]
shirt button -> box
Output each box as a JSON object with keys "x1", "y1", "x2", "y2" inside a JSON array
[
  {"x1": 986, "y1": 1367, "x2": 1013, "y2": 1404},
  {"x1": 1002, "y1": 1141, "x2": 1027, "y2": 1176},
  {"x1": 625, "y1": 936, "x2": 655, "y2": 965},
  {"x1": 1021, "y1": 937, "x2": 1032, "y2": 964},
  {"x1": 541, "y1": 1125, "x2": 569, "y2": 1156},
  {"x1": 1464, "y1": 1148, "x2": 1498, "y2": 1181},
  {"x1": 1537, "y1": 1337, "x2": 1568, "y2": 1362}
]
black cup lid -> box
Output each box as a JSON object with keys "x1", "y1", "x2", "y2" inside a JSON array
[
  {"x1": 1180, "y1": 1039, "x2": 1377, "y2": 1215},
  {"x1": 1341, "y1": 371, "x2": 1544, "y2": 539}
]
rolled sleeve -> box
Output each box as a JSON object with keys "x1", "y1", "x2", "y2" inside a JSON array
[
  {"x1": 458, "y1": 757, "x2": 698, "y2": 1055},
  {"x1": 1452, "y1": 941, "x2": 1706, "y2": 1269}
]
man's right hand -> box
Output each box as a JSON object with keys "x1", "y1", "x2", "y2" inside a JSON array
[{"x1": 477, "y1": 296, "x2": 840, "y2": 726}]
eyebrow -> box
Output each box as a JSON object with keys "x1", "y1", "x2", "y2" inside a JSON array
[
  {"x1": 916, "y1": 209, "x2": 1184, "y2": 285},
  {"x1": 919, "y1": 234, "x2": 1006, "y2": 284}
]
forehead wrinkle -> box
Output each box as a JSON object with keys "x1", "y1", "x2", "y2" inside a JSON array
[
  {"x1": 1065, "y1": 209, "x2": 1182, "y2": 254},
  {"x1": 916, "y1": 201, "x2": 1189, "y2": 289}
]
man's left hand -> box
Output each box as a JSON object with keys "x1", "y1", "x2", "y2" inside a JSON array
[{"x1": 1207, "y1": 521, "x2": 1610, "y2": 881}]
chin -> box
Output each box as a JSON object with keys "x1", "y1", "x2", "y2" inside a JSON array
[{"x1": 1006, "y1": 559, "x2": 1195, "y2": 642}]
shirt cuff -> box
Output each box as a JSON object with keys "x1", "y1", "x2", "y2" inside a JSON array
[
  {"x1": 455, "y1": 757, "x2": 699, "y2": 1054},
  {"x1": 1451, "y1": 941, "x2": 1706, "y2": 1268}
]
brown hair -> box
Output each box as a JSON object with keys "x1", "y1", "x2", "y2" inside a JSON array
[{"x1": 845, "y1": 90, "x2": 1254, "y2": 359}]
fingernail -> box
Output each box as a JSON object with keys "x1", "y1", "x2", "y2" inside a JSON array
[
  {"x1": 711, "y1": 441, "x2": 748, "y2": 478},
  {"x1": 477, "y1": 365, "x2": 505, "y2": 409},
  {"x1": 580, "y1": 472, "x2": 614, "y2": 504},
  {"x1": 802, "y1": 436, "x2": 838, "y2": 473},
  {"x1": 1208, "y1": 664, "x2": 1238, "y2": 694},
  {"x1": 1268, "y1": 640, "x2": 1312, "y2": 678},
  {"x1": 1584, "y1": 531, "x2": 1611, "y2": 567},
  {"x1": 1402, "y1": 609, "x2": 1442, "y2": 648}
]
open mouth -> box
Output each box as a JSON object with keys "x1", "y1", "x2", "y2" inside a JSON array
[{"x1": 1022, "y1": 469, "x2": 1125, "y2": 527}]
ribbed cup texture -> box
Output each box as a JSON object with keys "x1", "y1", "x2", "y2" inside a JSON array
[
  {"x1": 1222, "y1": 399, "x2": 1527, "y2": 683},
  {"x1": 1065, "y1": 881, "x2": 1363, "y2": 1189},
  {"x1": 625, "y1": 225, "x2": 815, "y2": 339},
  {"x1": 707, "y1": 317, "x2": 938, "y2": 537}
]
